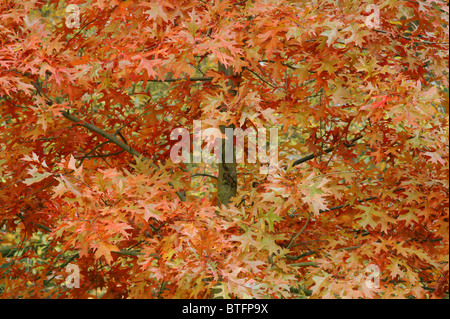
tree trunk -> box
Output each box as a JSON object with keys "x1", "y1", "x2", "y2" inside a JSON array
[{"x1": 217, "y1": 63, "x2": 238, "y2": 207}]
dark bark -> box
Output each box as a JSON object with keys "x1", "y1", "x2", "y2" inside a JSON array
[{"x1": 217, "y1": 63, "x2": 238, "y2": 207}]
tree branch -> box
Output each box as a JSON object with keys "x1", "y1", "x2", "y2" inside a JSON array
[
  {"x1": 60, "y1": 111, "x2": 146, "y2": 161},
  {"x1": 191, "y1": 173, "x2": 218, "y2": 180},
  {"x1": 148, "y1": 76, "x2": 213, "y2": 83},
  {"x1": 290, "y1": 135, "x2": 363, "y2": 168},
  {"x1": 285, "y1": 213, "x2": 311, "y2": 249},
  {"x1": 290, "y1": 262, "x2": 319, "y2": 267}
]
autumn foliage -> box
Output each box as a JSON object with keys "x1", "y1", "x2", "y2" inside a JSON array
[{"x1": 0, "y1": 0, "x2": 448, "y2": 299}]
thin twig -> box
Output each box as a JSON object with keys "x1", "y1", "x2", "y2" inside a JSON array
[
  {"x1": 285, "y1": 213, "x2": 311, "y2": 249},
  {"x1": 243, "y1": 67, "x2": 278, "y2": 88}
]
